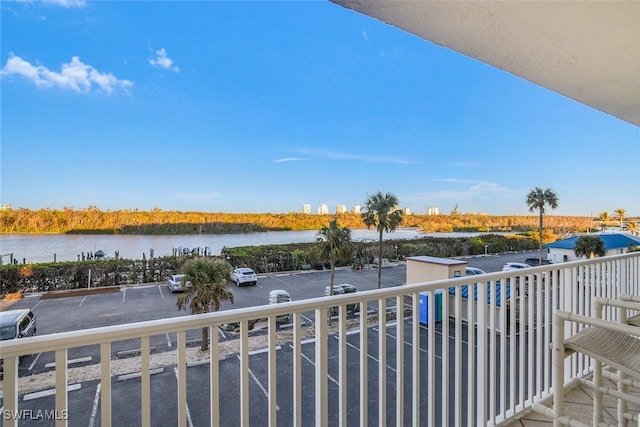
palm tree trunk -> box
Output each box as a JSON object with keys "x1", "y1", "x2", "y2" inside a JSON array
[
  {"x1": 201, "y1": 326, "x2": 209, "y2": 351},
  {"x1": 538, "y1": 209, "x2": 544, "y2": 264},
  {"x1": 377, "y1": 229, "x2": 383, "y2": 289}
]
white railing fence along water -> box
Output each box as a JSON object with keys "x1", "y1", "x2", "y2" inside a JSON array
[{"x1": 1, "y1": 253, "x2": 639, "y2": 426}]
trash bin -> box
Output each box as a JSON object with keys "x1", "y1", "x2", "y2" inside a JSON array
[
  {"x1": 269, "y1": 290, "x2": 291, "y2": 323},
  {"x1": 419, "y1": 290, "x2": 443, "y2": 324}
]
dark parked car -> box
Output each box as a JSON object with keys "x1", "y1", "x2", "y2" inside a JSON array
[{"x1": 524, "y1": 258, "x2": 554, "y2": 267}]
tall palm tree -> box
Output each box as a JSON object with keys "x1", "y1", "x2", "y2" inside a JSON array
[
  {"x1": 176, "y1": 258, "x2": 234, "y2": 351},
  {"x1": 598, "y1": 211, "x2": 610, "y2": 232},
  {"x1": 614, "y1": 208, "x2": 626, "y2": 230},
  {"x1": 526, "y1": 187, "x2": 559, "y2": 265},
  {"x1": 316, "y1": 218, "x2": 353, "y2": 296},
  {"x1": 361, "y1": 191, "x2": 404, "y2": 289},
  {"x1": 574, "y1": 235, "x2": 605, "y2": 259}
]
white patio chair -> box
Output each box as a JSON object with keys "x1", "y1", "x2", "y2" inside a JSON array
[
  {"x1": 592, "y1": 296, "x2": 640, "y2": 426},
  {"x1": 552, "y1": 309, "x2": 640, "y2": 427},
  {"x1": 618, "y1": 294, "x2": 640, "y2": 327}
]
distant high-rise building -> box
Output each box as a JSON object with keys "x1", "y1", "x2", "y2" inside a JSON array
[
  {"x1": 402, "y1": 208, "x2": 411, "y2": 215},
  {"x1": 302, "y1": 204, "x2": 311, "y2": 214},
  {"x1": 318, "y1": 204, "x2": 329, "y2": 215},
  {"x1": 352, "y1": 205, "x2": 361, "y2": 215},
  {"x1": 427, "y1": 206, "x2": 439, "y2": 216},
  {"x1": 336, "y1": 204, "x2": 346, "y2": 214}
]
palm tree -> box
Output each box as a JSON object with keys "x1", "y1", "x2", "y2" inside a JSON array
[
  {"x1": 176, "y1": 258, "x2": 234, "y2": 351},
  {"x1": 614, "y1": 208, "x2": 626, "y2": 230},
  {"x1": 574, "y1": 235, "x2": 605, "y2": 259},
  {"x1": 526, "y1": 187, "x2": 559, "y2": 265},
  {"x1": 361, "y1": 191, "x2": 404, "y2": 289},
  {"x1": 598, "y1": 211, "x2": 610, "y2": 232},
  {"x1": 316, "y1": 218, "x2": 353, "y2": 296}
]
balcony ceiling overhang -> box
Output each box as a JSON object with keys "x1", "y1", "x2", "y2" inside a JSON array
[{"x1": 331, "y1": 1, "x2": 640, "y2": 126}]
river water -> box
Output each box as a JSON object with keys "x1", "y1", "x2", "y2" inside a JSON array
[{"x1": 0, "y1": 229, "x2": 492, "y2": 264}]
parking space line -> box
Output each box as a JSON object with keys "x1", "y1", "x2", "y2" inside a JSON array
[
  {"x1": 88, "y1": 382, "x2": 101, "y2": 427},
  {"x1": 173, "y1": 367, "x2": 194, "y2": 427},
  {"x1": 244, "y1": 363, "x2": 281, "y2": 409},
  {"x1": 295, "y1": 346, "x2": 339, "y2": 386},
  {"x1": 45, "y1": 356, "x2": 92, "y2": 369},
  {"x1": 337, "y1": 336, "x2": 398, "y2": 373},
  {"x1": 122, "y1": 288, "x2": 126, "y2": 303},
  {"x1": 79, "y1": 295, "x2": 87, "y2": 306},
  {"x1": 248, "y1": 346, "x2": 281, "y2": 355},
  {"x1": 158, "y1": 285, "x2": 164, "y2": 299},
  {"x1": 28, "y1": 352, "x2": 42, "y2": 371},
  {"x1": 117, "y1": 368, "x2": 164, "y2": 381},
  {"x1": 166, "y1": 333, "x2": 172, "y2": 348},
  {"x1": 24, "y1": 383, "x2": 81, "y2": 401}
]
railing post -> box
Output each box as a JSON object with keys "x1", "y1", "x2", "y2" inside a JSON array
[
  {"x1": 3, "y1": 356, "x2": 19, "y2": 427},
  {"x1": 55, "y1": 349, "x2": 68, "y2": 427},
  {"x1": 315, "y1": 307, "x2": 328, "y2": 427}
]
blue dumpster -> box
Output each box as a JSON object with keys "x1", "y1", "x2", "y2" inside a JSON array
[{"x1": 419, "y1": 290, "x2": 443, "y2": 324}]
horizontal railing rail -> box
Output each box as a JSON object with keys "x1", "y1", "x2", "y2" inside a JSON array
[{"x1": 1, "y1": 252, "x2": 638, "y2": 426}]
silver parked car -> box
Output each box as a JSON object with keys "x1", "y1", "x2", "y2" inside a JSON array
[
  {"x1": 230, "y1": 267, "x2": 258, "y2": 287},
  {"x1": 167, "y1": 274, "x2": 190, "y2": 293}
]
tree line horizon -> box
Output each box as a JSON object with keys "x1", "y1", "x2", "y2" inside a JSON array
[{"x1": 1, "y1": 206, "x2": 634, "y2": 236}]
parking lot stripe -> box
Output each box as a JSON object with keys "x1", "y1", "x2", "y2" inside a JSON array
[
  {"x1": 79, "y1": 295, "x2": 87, "y2": 306},
  {"x1": 122, "y1": 288, "x2": 126, "y2": 303},
  {"x1": 246, "y1": 364, "x2": 281, "y2": 410},
  {"x1": 23, "y1": 383, "x2": 81, "y2": 401},
  {"x1": 172, "y1": 367, "x2": 194, "y2": 427},
  {"x1": 28, "y1": 352, "x2": 42, "y2": 371},
  {"x1": 158, "y1": 285, "x2": 164, "y2": 298},
  {"x1": 295, "y1": 346, "x2": 339, "y2": 386},
  {"x1": 117, "y1": 367, "x2": 164, "y2": 381},
  {"x1": 45, "y1": 356, "x2": 92, "y2": 369},
  {"x1": 88, "y1": 382, "x2": 101, "y2": 427},
  {"x1": 248, "y1": 346, "x2": 281, "y2": 355}
]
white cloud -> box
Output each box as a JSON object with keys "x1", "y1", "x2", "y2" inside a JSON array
[
  {"x1": 298, "y1": 147, "x2": 412, "y2": 165},
  {"x1": 1, "y1": 54, "x2": 133, "y2": 95},
  {"x1": 149, "y1": 48, "x2": 179, "y2": 72},
  {"x1": 274, "y1": 157, "x2": 310, "y2": 163},
  {"x1": 44, "y1": 0, "x2": 86, "y2": 7},
  {"x1": 402, "y1": 179, "x2": 519, "y2": 204}
]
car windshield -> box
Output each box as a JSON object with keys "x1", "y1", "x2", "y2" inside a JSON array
[{"x1": 0, "y1": 325, "x2": 17, "y2": 340}]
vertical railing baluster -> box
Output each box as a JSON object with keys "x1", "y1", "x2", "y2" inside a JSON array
[
  {"x1": 378, "y1": 298, "x2": 387, "y2": 426},
  {"x1": 210, "y1": 325, "x2": 220, "y2": 427},
  {"x1": 240, "y1": 320, "x2": 249, "y2": 426},
  {"x1": 55, "y1": 349, "x2": 68, "y2": 427},
  {"x1": 293, "y1": 312, "x2": 302, "y2": 426},
  {"x1": 100, "y1": 342, "x2": 112, "y2": 426},
  {"x1": 468, "y1": 284, "x2": 476, "y2": 427},
  {"x1": 360, "y1": 301, "x2": 368, "y2": 427},
  {"x1": 441, "y1": 288, "x2": 449, "y2": 426},
  {"x1": 3, "y1": 355, "x2": 19, "y2": 427},
  {"x1": 141, "y1": 336, "x2": 151, "y2": 426},
  {"x1": 476, "y1": 281, "x2": 487, "y2": 426},
  {"x1": 412, "y1": 293, "x2": 420, "y2": 427},
  {"x1": 488, "y1": 280, "x2": 496, "y2": 424},
  {"x1": 268, "y1": 316, "x2": 277, "y2": 426},
  {"x1": 315, "y1": 308, "x2": 328, "y2": 427},
  {"x1": 454, "y1": 288, "x2": 462, "y2": 426},
  {"x1": 427, "y1": 290, "x2": 435, "y2": 426},
  {"x1": 395, "y1": 295, "x2": 404, "y2": 427},
  {"x1": 339, "y1": 305, "x2": 347, "y2": 426},
  {"x1": 177, "y1": 330, "x2": 187, "y2": 427}
]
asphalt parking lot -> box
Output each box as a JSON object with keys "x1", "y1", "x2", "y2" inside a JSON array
[{"x1": 1, "y1": 250, "x2": 539, "y2": 426}]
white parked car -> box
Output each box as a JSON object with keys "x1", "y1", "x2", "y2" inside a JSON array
[
  {"x1": 167, "y1": 274, "x2": 191, "y2": 293},
  {"x1": 230, "y1": 267, "x2": 258, "y2": 287},
  {"x1": 502, "y1": 262, "x2": 531, "y2": 271}
]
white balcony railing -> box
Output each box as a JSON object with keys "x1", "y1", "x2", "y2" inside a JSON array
[{"x1": 1, "y1": 252, "x2": 639, "y2": 426}]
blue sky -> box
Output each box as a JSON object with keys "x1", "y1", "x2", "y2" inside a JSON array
[{"x1": 2, "y1": 1, "x2": 638, "y2": 217}]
